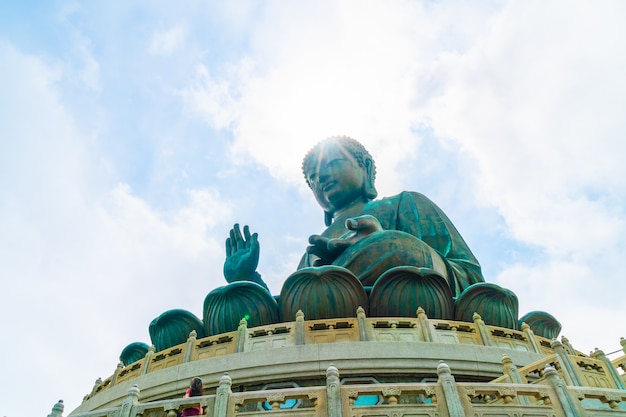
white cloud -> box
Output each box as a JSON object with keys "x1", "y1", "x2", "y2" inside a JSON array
[
  {"x1": 179, "y1": 62, "x2": 248, "y2": 130},
  {"x1": 421, "y1": 1, "x2": 626, "y2": 353},
  {"x1": 178, "y1": 2, "x2": 453, "y2": 194},
  {"x1": 149, "y1": 24, "x2": 188, "y2": 55},
  {"x1": 0, "y1": 40, "x2": 230, "y2": 415},
  {"x1": 57, "y1": 4, "x2": 102, "y2": 92}
]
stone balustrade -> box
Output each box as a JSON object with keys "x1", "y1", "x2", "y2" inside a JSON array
[
  {"x1": 87, "y1": 308, "x2": 570, "y2": 399},
  {"x1": 66, "y1": 362, "x2": 626, "y2": 417}
]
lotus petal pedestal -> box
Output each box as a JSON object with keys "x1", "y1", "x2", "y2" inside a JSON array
[
  {"x1": 203, "y1": 281, "x2": 279, "y2": 336},
  {"x1": 369, "y1": 266, "x2": 454, "y2": 319},
  {"x1": 279, "y1": 266, "x2": 368, "y2": 321}
]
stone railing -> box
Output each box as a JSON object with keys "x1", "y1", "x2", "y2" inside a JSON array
[
  {"x1": 611, "y1": 337, "x2": 626, "y2": 385},
  {"x1": 492, "y1": 343, "x2": 625, "y2": 391},
  {"x1": 67, "y1": 362, "x2": 626, "y2": 417},
  {"x1": 87, "y1": 307, "x2": 562, "y2": 399}
]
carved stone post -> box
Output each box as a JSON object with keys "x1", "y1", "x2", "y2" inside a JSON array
[
  {"x1": 521, "y1": 322, "x2": 542, "y2": 353},
  {"x1": 437, "y1": 361, "x2": 465, "y2": 417},
  {"x1": 119, "y1": 385, "x2": 140, "y2": 417},
  {"x1": 295, "y1": 310, "x2": 305, "y2": 345},
  {"x1": 89, "y1": 377, "x2": 102, "y2": 397},
  {"x1": 141, "y1": 346, "x2": 155, "y2": 375},
  {"x1": 184, "y1": 330, "x2": 198, "y2": 362},
  {"x1": 236, "y1": 318, "x2": 248, "y2": 353},
  {"x1": 356, "y1": 306, "x2": 370, "y2": 341},
  {"x1": 591, "y1": 348, "x2": 625, "y2": 390},
  {"x1": 473, "y1": 312, "x2": 493, "y2": 347},
  {"x1": 543, "y1": 366, "x2": 583, "y2": 417},
  {"x1": 213, "y1": 372, "x2": 232, "y2": 417},
  {"x1": 47, "y1": 400, "x2": 64, "y2": 417},
  {"x1": 326, "y1": 364, "x2": 343, "y2": 417},
  {"x1": 552, "y1": 339, "x2": 583, "y2": 386},
  {"x1": 501, "y1": 354, "x2": 529, "y2": 404},
  {"x1": 111, "y1": 361, "x2": 123, "y2": 386},
  {"x1": 416, "y1": 307, "x2": 436, "y2": 343},
  {"x1": 561, "y1": 336, "x2": 575, "y2": 355}
]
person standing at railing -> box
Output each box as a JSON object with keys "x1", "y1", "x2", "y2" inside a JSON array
[{"x1": 181, "y1": 377, "x2": 203, "y2": 416}]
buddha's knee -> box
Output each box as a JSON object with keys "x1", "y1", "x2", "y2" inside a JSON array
[{"x1": 333, "y1": 230, "x2": 448, "y2": 286}]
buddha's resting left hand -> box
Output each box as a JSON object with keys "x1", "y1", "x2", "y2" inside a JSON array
[{"x1": 307, "y1": 215, "x2": 383, "y2": 266}]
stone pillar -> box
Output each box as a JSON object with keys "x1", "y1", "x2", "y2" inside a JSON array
[
  {"x1": 356, "y1": 306, "x2": 370, "y2": 341},
  {"x1": 111, "y1": 361, "x2": 124, "y2": 386},
  {"x1": 141, "y1": 346, "x2": 155, "y2": 375},
  {"x1": 47, "y1": 400, "x2": 64, "y2": 417},
  {"x1": 184, "y1": 330, "x2": 198, "y2": 362},
  {"x1": 437, "y1": 361, "x2": 465, "y2": 417},
  {"x1": 591, "y1": 348, "x2": 625, "y2": 390},
  {"x1": 501, "y1": 354, "x2": 529, "y2": 404},
  {"x1": 473, "y1": 312, "x2": 493, "y2": 347},
  {"x1": 521, "y1": 322, "x2": 542, "y2": 353},
  {"x1": 295, "y1": 310, "x2": 305, "y2": 345},
  {"x1": 326, "y1": 364, "x2": 343, "y2": 417},
  {"x1": 119, "y1": 385, "x2": 140, "y2": 417},
  {"x1": 552, "y1": 339, "x2": 583, "y2": 387},
  {"x1": 561, "y1": 336, "x2": 576, "y2": 355},
  {"x1": 213, "y1": 372, "x2": 232, "y2": 417},
  {"x1": 236, "y1": 318, "x2": 248, "y2": 353},
  {"x1": 544, "y1": 366, "x2": 583, "y2": 417},
  {"x1": 89, "y1": 377, "x2": 102, "y2": 397},
  {"x1": 417, "y1": 307, "x2": 436, "y2": 343},
  {"x1": 620, "y1": 337, "x2": 626, "y2": 373}
]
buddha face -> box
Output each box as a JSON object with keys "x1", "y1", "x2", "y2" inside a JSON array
[{"x1": 305, "y1": 143, "x2": 366, "y2": 214}]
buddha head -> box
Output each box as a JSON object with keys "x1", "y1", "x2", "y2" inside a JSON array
[{"x1": 303, "y1": 136, "x2": 377, "y2": 225}]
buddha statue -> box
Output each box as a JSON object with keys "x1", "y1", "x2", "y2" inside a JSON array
[
  {"x1": 125, "y1": 136, "x2": 556, "y2": 360},
  {"x1": 224, "y1": 136, "x2": 484, "y2": 290},
  {"x1": 218, "y1": 136, "x2": 519, "y2": 327}
]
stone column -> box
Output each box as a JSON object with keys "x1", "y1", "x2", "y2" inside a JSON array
[
  {"x1": 437, "y1": 361, "x2": 465, "y2": 417},
  {"x1": 89, "y1": 377, "x2": 102, "y2": 398},
  {"x1": 141, "y1": 346, "x2": 155, "y2": 375},
  {"x1": 236, "y1": 318, "x2": 248, "y2": 353},
  {"x1": 111, "y1": 361, "x2": 123, "y2": 386},
  {"x1": 552, "y1": 339, "x2": 583, "y2": 387},
  {"x1": 544, "y1": 366, "x2": 584, "y2": 417},
  {"x1": 295, "y1": 310, "x2": 305, "y2": 345},
  {"x1": 521, "y1": 322, "x2": 542, "y2": 353},
  {"x1": 356, "y1": 306, "x2": 370, "y2": 341},
  {"x1": 213, "y1": 373, "x2": 232, "y2": 417},
  {"x1": 501, "y1": 354, "x2": 530, "y2": 404},
  {"x1": 473, "y1": 312, "x2": 493, "y2": 347},
  {"x1": 561, "y1": 336, "x2": 576, "y2": 355},
  {"x1": 183, "y1": 330, "x2": 198, "y2": 362},
  {"x1": 591, "y1": 348, "x2": 625, "y2": 390},
  {"x1": 119, "y1": 385, "x2": 140, "y2": 417},
  {"x1": 326, "y1": 364, "x2": 343, "y2": 417},
  {"x1": 47, "y1": 400, "x2": 64, "y2": 417},
  {"x1": 417, "y1": 307, "x2": 436, "y2": 343}
]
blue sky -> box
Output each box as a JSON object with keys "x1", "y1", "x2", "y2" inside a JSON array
[{"x1": 1, "y1": 2, "x2": 626, "y2": 416}]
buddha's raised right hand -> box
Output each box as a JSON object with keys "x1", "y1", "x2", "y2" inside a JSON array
[{"x1": 224, "y1": 224, "x2": 260, "y2": 283}]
